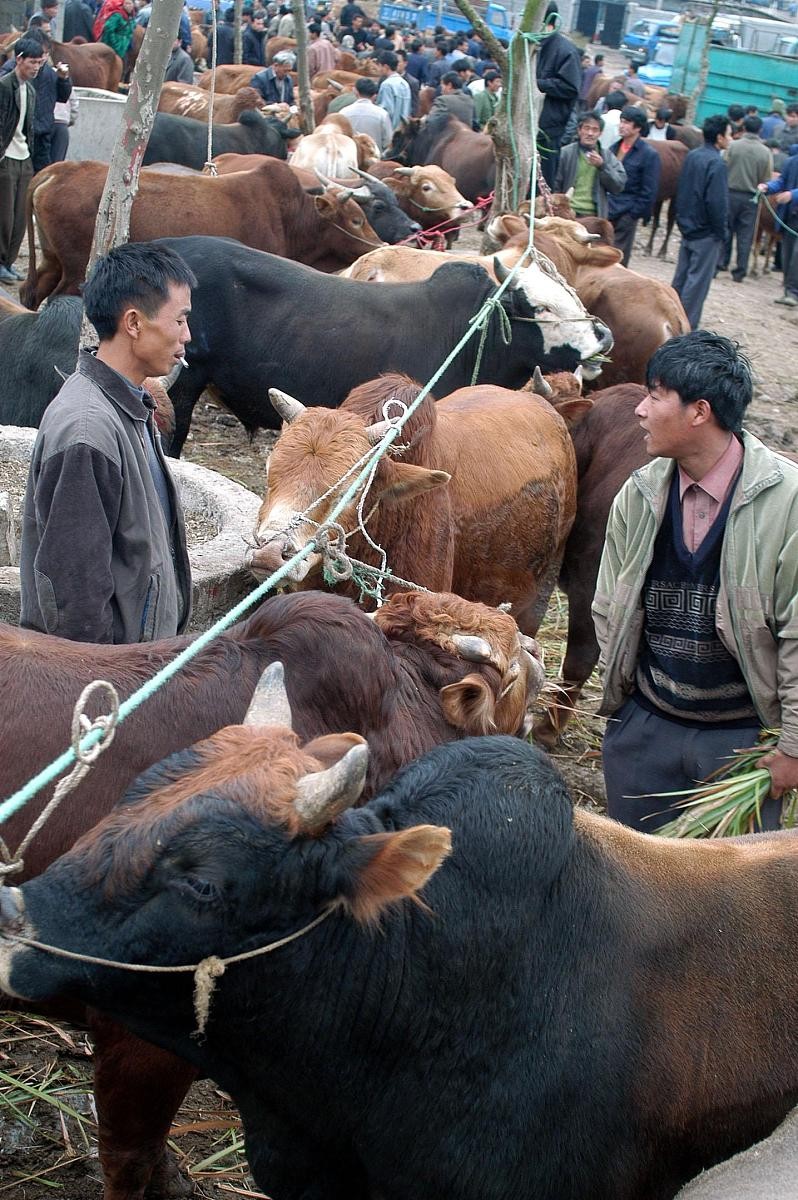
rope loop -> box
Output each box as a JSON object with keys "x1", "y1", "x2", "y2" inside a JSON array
[
  {"x1": 72, "y1": 680, "x2": 120, "y2": 765},
  {"x1": 469, "y1": 295, "x2": 512, "y2": 385},
  {"x1": 193, "y1": 955, "x2": 226, "y2": 1038},
  {"x1": 317, "y1": 523, "x2": 353, "y2": 584}
]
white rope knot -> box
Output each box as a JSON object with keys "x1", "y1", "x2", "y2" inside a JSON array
[
  {"x1": 317, "y1": 523, "x2": 353, "y2": 583},
  {"x1": 193, "y1": 955, "x2": 226, "y2": 1038},
  {"x1": 72, "y1": 680, "x2": 120, "y2": 765}
]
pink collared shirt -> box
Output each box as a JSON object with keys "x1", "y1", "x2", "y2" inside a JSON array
[{"x1": 678, "y1": 434, "x2": 744, "y2": 552}]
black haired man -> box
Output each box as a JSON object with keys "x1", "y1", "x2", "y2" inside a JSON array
[
  {"x1": 671, "y1": 113, "x2": 731, "y2": 328},
  {"x1": 594, "y1": 332, "x2": 798, "y2": 831},
  {"x1": 0, "y1": 36, "x2": 44, "y2": 282},
  {"x1": 20, "y1": 243, "x2": 195, "y2": 644}
]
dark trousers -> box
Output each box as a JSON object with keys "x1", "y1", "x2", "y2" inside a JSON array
[
  {"x1": 782, "y1": 211, "x2": 798, "y2": 299},
  {"x1": 671, "y1": 233, "x2": 722, "y2": 329},
  {"x1": 539, "y1": 145, "x2": 560, "y2": 189},
  {"x1": 610, "y1": 211, "x2": 637, "y2": 267},
  {"x1": 32, "y1": 130, "x2": 52, "y2": 174},
  {"x1": 50, "y1": 123, "x2": 69, "y2": 164},
  {"x1": 602, "y1": 696, "x2": 779, "y2": 833},
  {"x1": 0, "y1": 155, "x2": 33, "y2": 269},
  {"x1": 721, "y1": 190, "x2": 757, "y2": 280}
]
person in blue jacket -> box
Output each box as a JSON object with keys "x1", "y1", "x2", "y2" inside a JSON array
[
  {"x1": 607, "y1": 105, "x2": 661, "y2": 267},
  {"x1": 671, "y1": 113, "x2": 731, "y2": 329},
  {"x1": 758, "y1": 144, "x2": 798, "y2": 307}
]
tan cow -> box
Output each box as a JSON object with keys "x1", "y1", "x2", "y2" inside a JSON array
[
  {"x1": 367, "y1": 163, "x2": 471, "y2": 235},
  {"x1": 158, "y1": 82, "x2": 267, "y2": 122},
  {"x1": 196, "y1": 64, "x2": 262, "y2": 93},
  {"x1": 248, "y1": 375, "x2": 577, "y2": 636},
  {"x1": 289, "y1": 124, "x2": 363, "y2": 179}
]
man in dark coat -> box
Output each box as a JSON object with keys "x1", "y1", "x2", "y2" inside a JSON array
[
  {"x1": 251, "y1": 50, "x2": 295, "y2": 105},
  {"x1": 672, "y1": 114, "x2": 731, "y2": 329},
  {"x1": 214, "y1": 5, "x2": 236, "y2": 66},
  {"x1": 607, "y1": 105, "x2": 661, "y2": 266},
  {"x1": 0, "y1": 37, "x2": 44, "y2": 283},
  {"x1": 62, "y1": 0, "x2": 95, "y2": 41},
  {"x1": 536, "y1": 1, "x2": 582, "y2": 187},
  {"x1": 242, "y1": 8, "x2": 267, "y2": 67}
]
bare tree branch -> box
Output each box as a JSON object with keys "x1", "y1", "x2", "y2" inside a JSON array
[{"x1": 452, "y1": 0, "x2": 507, "y2": 73}]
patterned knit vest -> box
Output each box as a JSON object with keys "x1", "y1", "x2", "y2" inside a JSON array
[{"x1": 635, "y1": 471, "x2": 757, "y2": 725}]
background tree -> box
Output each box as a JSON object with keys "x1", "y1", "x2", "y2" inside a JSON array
[
  {"x1": 454, "y1": 0, "x2": 548, "y2": 213},
  {"x1": 292, "y1": 0, "x2": 314, "y2": 132}
]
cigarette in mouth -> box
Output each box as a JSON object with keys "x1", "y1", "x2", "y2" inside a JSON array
[{"x1": 179, "y1": 357, "x2": 189, "y2": 368}]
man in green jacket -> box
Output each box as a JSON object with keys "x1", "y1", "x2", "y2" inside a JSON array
[{"x1": 592, "y1": 331, "x2": 798, "y2": 831}]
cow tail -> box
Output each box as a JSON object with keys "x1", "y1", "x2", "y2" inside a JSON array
[{"x1": 24, "y1": 176, "x2": 37, "y2": 291}]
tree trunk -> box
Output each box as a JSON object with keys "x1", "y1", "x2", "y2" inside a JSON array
[
  {"x1": 684, "y1": 1, "x2": 720, "y2": 128},
  {"x1": 234, "y1": 0, "x2": 243, "y2": 65},
  {"x1": 80, "y1": 0, "x2": 185, "y2": 346},
  {"x1": 455, "y1": 0, "x2": 547, "y2": 215},
  {"x1": 292, "y1": 0, "x2": 314, "y2": 133}
]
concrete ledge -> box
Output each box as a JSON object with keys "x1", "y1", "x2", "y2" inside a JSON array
[
  {"x1": 0, "y1": 425, "x2": 261, "y2": 633},
  {"x1": 67, "y1": 88, "x2": 127, "y2": 164},
  {"x1": 676, "y1": 1107, "x2": 798, "y2": 1200}
]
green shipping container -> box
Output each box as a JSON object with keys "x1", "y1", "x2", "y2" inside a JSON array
[{"x1": 670, "y1": 23, "x2": 798, "y2": 123}]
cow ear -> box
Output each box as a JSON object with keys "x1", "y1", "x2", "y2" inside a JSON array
[
  {"x1": 439, "y1": 673, "x2": 496, "y2": 734},
  {"x1": 590, "y1": 244, "x2": 623, "y2": 266},
  {"x1": 375, "y1": 460, "x2": 450, "y2": 504},
  {"x1": 344, "y1": 826, "x2": 452, "y2": 924},
  {"x1": 314, "y1": 193, "x2": 335, "y2": 217},
  {"x1": 551, "y1": 397, "x2": 593, "y2": 428}
]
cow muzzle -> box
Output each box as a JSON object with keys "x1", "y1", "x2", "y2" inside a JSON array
[
  {"x1": 246, "y1": 532, "x2": 320, "y2": 584},
  {"x1": 582, "y1": 319, "x2": 614, "y2": 380},
  {"x1": 0, "y1": 885, "x2": 25, "y2": 933}
]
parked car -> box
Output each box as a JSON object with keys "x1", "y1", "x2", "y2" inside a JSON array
[
  {"x1": 622, "y1": 19, "x2": 680, "y2": 63},
  {"x1": 638, "y1": 38, "x2": 677, "y2": 86}
]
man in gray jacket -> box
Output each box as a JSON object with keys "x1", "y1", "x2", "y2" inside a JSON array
[
  {"x1": 554, "y1": 111, "x2": 626, "y2": 218},
  {"x1": 20, "y1": 243, "x2": 194, "y2": 644}
]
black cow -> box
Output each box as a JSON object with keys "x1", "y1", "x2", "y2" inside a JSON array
[
  {"x1": 142, "y1": 110, "x2": 299, "y2": 170},
  {"x1": 3, "y1": 732, "x2": 798, "y2": 1200},
  {"x1": 0, "y1": 296, "x2": 82, "y2": 427},
  {"x1": 344, "y1": 174, "x2": 421, "y2": 245},
  {"x1": 154, "y1": 235, "x2": 613, "y2": 455}
]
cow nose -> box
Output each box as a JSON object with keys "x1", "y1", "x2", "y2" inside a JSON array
[
  {"x1": 410, "y1": 221, "x2": 422, "y2": 232},
  {"x1": 280, "y1": 537, "x2": 298, "y2": 562},
  {"x1": 594, "y1": 320, "x2": 614, "y2": 354},
  {"x1": 0, "y1": 886, "x2": 25, "y2": 932}
]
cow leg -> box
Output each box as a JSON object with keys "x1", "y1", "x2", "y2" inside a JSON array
[
  {"x1": 644, "y1": 200, "x2": 660, "y2": 257},
  {"x1": 89, "y1": 1013, "x2": 197, "y2": 1200},
  {"x1": 167, "y1": 373, "x2": 207, "y2": 458},
  {"x1": 532, "y1": 577, "x2": 599, "y2": 747},
  {"x1": 658, "y1": 200, "x2": 676, "y2": 259},
  {"x1": 512, "y1": 557, "x2": 563, "y2": 638}
]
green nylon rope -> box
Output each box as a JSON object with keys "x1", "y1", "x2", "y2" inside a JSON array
[{"x1": 0, "y1": 30, "x2": 548, "y2": 828}]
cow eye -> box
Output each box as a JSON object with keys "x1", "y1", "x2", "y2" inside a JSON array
[
  {"x1": 177, "y1": 875, "x2": 221, "y2": 905},
  {"x1": 421, "y1": 183, "x2": 433, "y2": 192}
]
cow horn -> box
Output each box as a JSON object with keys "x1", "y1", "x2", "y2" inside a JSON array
[
  {"x1": 584, "y1": 232, "x2": 601, "y2": 243},
  {"x1": 315, "y1": 168, "x2": 338, "y2": 188},
  {"x1": 294, "y1": 739, "x2": 369, "y2": 830},
  {"x1": 493, "y1": 256, "x2": 513, "y2": 286},
  {"x1": 328, "y1": 77, "x2": 343, "y2": 90},
  {"x1": 244, "y1": 661, "x2": 293, "y2": 728},
  {"x1": 349, "y1": 185, "x2": 372, "y2": 199},
  {"x1": 365, "y1": 418, "x2": 393, "y2": 444},
  {"x1": 352, "y1": 166, "x2": 383, "y2": 187},
  {"x1": 573, "y1": 365, "x2": 583, "y2": 387},
  {"x1": 269, "y1": 388, "x2": 307, "y2": 424},
  {"x1": 159, "y1": 360, "x2": 185, "y2": 392},
  {"x1": 532, "y1": 366, "x2": 553, "y2": 398},
  {"x1": 451, "y1": 634, "x2": 493, "y2": 663},
  {"x1": 393, "y1": 166, "x2": 413, "y2": 176}
]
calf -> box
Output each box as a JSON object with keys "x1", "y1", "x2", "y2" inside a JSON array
[
  {"x1": 0, "y1": 589, "x2": 540, "y2": 1200},
  {"x1": 141, "y1": 109, "x2": 297, "y2": 170},
  {"x1": 4, "y1": 731, "x2": 798, "y2": 1200},
  {"x1": 249, "y1": 374, "x2": 577, "y2": 635}
]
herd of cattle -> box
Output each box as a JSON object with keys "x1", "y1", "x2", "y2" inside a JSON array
[{"x1": 0, "y1": 38, "x2": 797, "y2": 1200}]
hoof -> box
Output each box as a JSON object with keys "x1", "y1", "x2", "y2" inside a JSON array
[
  {"x1": 530, "y1": 716, "x2": 560, "y2": 750},
  {"x1": 144, "y1": 1150, "x2": 194, "y2": 1200}
]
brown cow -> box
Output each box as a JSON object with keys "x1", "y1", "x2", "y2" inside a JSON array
[
  {"x1": 249, "y1": 375, "x2": 577, "y2": 635},
  {"x1": 265, "y1": 34, "x2": 296, "y2": 62},
  {"x1": 484, "y1": 214, "x2": 690, "y2": 387},
  {"x1": 0, "y1": 588, "x2": 542, "y2": 1200},
  {"x1": 388, "y1": 115, "x2": 495, "y2": 205},
  {"x1": 530, "y1": 380, "x2": 650, "y2": 745},
  {"x1": 644, "y1": 139, "x2": 688, "y2": 258},
  {"x1": 366, "y1": 162, "x2": 471, "y2": 234},
  {"x1": 196, "y1": 62, "x2": 261, "y2": 92},
  {"x1": 51, "y1": 38, "x2": 121, "y2": 91},
  {"x1": 157, "y1": 81, "x2": 266, "y2": 122},
  {"x1": 21, "y1": 158, "x2": 383, "y2": 307}
]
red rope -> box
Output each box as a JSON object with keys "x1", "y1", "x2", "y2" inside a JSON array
[{"x1": 395, "y1": 191, "x2": 495, "y2": 248}]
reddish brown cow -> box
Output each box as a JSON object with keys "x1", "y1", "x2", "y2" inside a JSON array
[
  {"x1": 51, "y1": 38, "x2": 121, "y2": 91},
  {"x1": 644, "y1": 139, "x2": 688, "y2": 258},
  {"x1": 389, "y1": 116, "x2": 495, "y2": 204},
  {"x1": 0, "y1": 589, "x2": 541, "y2": 1200},
  {"x1": 249, "y1": 375, "x2": 577, "y2": 635},
  {"x1": 196, "y1": 63, "x2": 261, "y2": 92},
  {"x1": 265, "y1": 34, "x2": 296, "y2": 62},
  {"x1": 530, "y1": 381, "x2": 649, "y2": 745},
  {"x1": 21, "y1": 158, "x2": 382, "y2": 307},
  {"x1": 157, "y1": 82, "x2": 266, "y2": 122},
  {"x1": 484, "y1": 214, "x2": 690, "y2": 387}
]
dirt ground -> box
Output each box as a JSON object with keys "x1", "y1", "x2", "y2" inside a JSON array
[{"x1": 3, "y1": 144, "x2": 798, "y2": 1200}]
